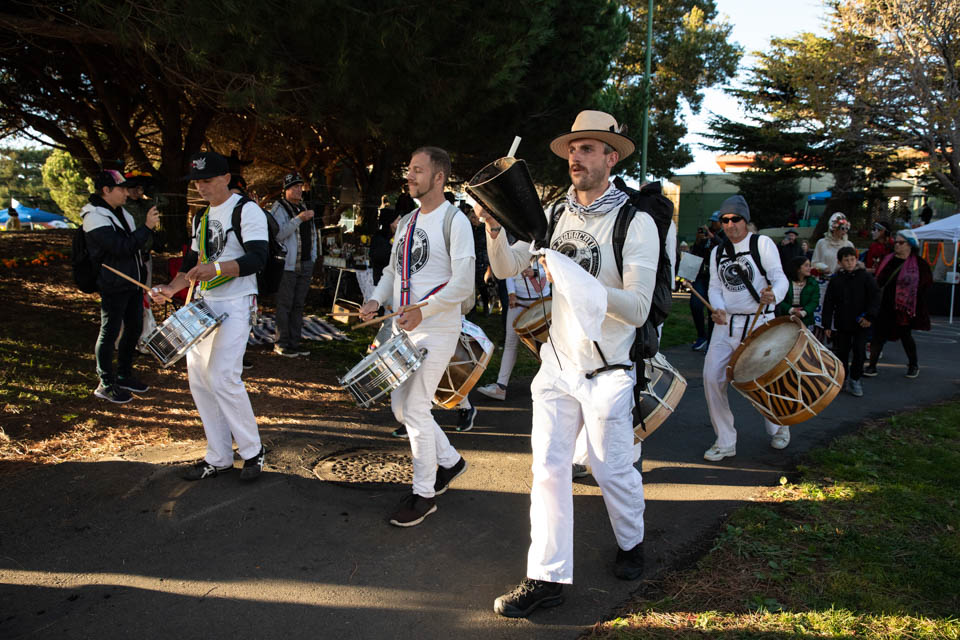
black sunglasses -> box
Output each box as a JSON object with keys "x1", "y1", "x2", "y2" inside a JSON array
[{"x1": 720, "y1": 215, "x2": 744, "y2": 224}]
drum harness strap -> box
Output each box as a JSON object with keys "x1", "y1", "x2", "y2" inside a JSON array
[
  {"x1": 721, "y1": 237, "x2": 772, "y2": 341},
  {"x1": 399, "y1": 208, "x2": 448, "y2": 309}
]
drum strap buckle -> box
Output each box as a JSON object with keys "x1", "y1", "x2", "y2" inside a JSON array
[{"x1": 586, "y1": 340, "x2": 633, "y2": 379}]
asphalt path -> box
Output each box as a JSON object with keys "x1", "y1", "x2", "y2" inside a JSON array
[{"x1": 3, "y1": 319, "x2": 959, "y2": 639}]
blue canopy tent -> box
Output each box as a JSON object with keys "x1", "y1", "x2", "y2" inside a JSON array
[
  {"x1": 0, "y1": 206, "x2": 71, "y2": 229},
  {"x1": 801, "y1": 190, "x2": 831, "y2": 225}
]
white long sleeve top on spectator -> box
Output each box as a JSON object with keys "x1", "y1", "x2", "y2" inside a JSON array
[
  {"x1": 370, "y1": 201, "x2": 475, "y2": 334},
  {"x1": 506, "y1": 262, "x2": 551, "y2": 299},
  {"x1": 708, "y1": 232, "x2": 789, "y2": 315},
  {"x1": 486, "y1": 194, "x2": 659, "y2": 371}
]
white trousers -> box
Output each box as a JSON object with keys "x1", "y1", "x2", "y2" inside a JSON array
[
  {"x1": 703, "y1": 314, "x2": 780, "y2": 449},
  {"x1": 573, "y1": 425, "x2": 641, "y2": 465},
  {"x1": 187, "y1": 295, "x2": 261, "y2": 467},
  {"x1": 391, "y1": 329, "x2": 462, "y2": 498},
  {"x1": 527, "y1": 350, "x2": 644, "y2": 584},
  {"x1": 496, "y1": 302, "x2": 529, "y2": 386}
]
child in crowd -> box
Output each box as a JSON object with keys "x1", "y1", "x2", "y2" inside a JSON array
[
  {"x1": 776, "y1": 256, "x2": 819, "y2": 326},
  {"x1": 821, "y1": 246, "x2": 880, "y2": 397}
]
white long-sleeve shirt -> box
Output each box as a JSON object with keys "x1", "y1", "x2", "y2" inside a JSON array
[
  {"x1": 487, "y1": 199, "x2": 659, "y2": 370},
  {"x1": 370, "y1": 201, "x2": 475, "y2": 333},
  {"x1": 708, "y1": 232, "x2": 789, "y2": 315}
]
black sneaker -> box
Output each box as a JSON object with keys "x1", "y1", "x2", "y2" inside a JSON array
[
  {"x1": 182, "y1": 460, "x2": 233, "y2": 481},
  {"x1": 456, "y1": 406, "x2": 478, "y2": 432},
  {"x1": 613, "y1": 542, "x2": 645, "y2": 580},
  {"x1": 434, "y1": 457, "x2": 468, "y2": 495},
  {"x1": 391, "y1": 425, "x2": 409, "y2": 439},
  {"x1": 240, "y1": 446, "x2": 265, "y2": 481},
  {"x1": 94, "y1": 383, "x2": 132, "y2": 404},
  {"x1": 116, "y1": 375, "x2": 149, "y2": 393},
  {"x1": 242, "y1": 357, "x2": 253, "y2": 370},
  {"x1": 388, "y1": 493, "x2": 437, "y2": 527},
  {"x1": 493, "y1": 578, "x2": 564, "y2": 618},
  {"x1": 572, "y1": 463, "x2": 590, "y2": 479},
  {"x1": 905, "y1": 365, "x2": 919, "y2": 379},
  {"x1": 862, "y1": 365, "x2": 879, "y2": 377}
]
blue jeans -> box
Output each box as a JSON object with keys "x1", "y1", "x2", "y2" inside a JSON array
[{"x1": 96, "y1": 289, "x2": 143, "y2": 384}]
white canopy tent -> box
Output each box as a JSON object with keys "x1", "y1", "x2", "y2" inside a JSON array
[{"x1": 913, "y1": 213, "x2": 960, "y2": 323}]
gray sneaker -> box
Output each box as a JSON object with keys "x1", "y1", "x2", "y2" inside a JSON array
[
  {"x1": 572, "y1": 463, "x2": 590, "y2": 479},
  {"x1": 847, "y1": 379, "x2": 863, "y2": 397},
  {"x1": 94, "y1": 383, "x2": 132, "y2": 404}
]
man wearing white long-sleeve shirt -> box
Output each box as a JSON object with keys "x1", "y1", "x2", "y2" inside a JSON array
[
  {"x1": 358, "y1": 147, "x2": 474, "y2": 528},
  {"x1": 480, "y1": 111, "x2": 659, "y2": 618},
  {"x1": 702, "y1": 195, "x2": 790, "y2": 462}
]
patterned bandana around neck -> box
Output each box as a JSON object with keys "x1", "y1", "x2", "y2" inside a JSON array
[{"x1": 564, "y1": 182, "x2": 628, "y2": 220}]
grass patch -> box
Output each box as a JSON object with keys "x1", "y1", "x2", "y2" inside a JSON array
[{"x1": 588, "y1": 402, "x2": 960, "y2": 639}]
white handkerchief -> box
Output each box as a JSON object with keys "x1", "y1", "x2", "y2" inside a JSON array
[{"x1": 542, "y1": 249, "x2": 607, "y2": 368}]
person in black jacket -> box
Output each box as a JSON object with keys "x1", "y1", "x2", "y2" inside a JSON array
[
  {"x1": 81, "y1": 170, "x2": 159, "y2": 403},
  {"x1": 821, "y1": 246, "x2": 880, "y2": 397}
]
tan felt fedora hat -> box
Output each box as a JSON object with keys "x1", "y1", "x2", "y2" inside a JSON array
[{"x1": 549, "y1": 110, "x2": 635, "y2": 160}]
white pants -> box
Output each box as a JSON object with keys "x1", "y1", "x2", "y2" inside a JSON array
[
  {"x1": 187, "y1": 295, "x2": 261, "y2": 468},
  {"x1": 496, "y1": 302, "x2": 531, "y2": 386},
  {"x1": 703, "y1": 314, "x2": 781, "y2": 449},
  {"x1": 391, "y1": 329, "x2": 462, "y2": 498},
  {"x1": 527, "y1": 348, "x2": 645, "y2": 584},
  {"x1": 573, "y1": 426, "x2": 641, "y2": 466}
]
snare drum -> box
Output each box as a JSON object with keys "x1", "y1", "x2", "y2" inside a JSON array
[
  {"x1": 141, "y1": 299, "x2": 225, "y2": 367},
  {"x1": 633, "y1": 352, "x2": 687, "y2": 443},
  {"x1": 727, "y1": 315, "x2": 844, "y2": 426},
  {"x1": 513, "y1": 297, "x2": 552, "y2": 360},
  {"x1": 340, "y1": 332, "x2": 426, "y2": 408},
  {"x1": 434, "y1": 319, "x2": 493, "y2": 409}
]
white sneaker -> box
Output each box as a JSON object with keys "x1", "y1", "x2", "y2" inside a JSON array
[
  {"x1": 476, "y1": 383, "x2": 506, "y2": 401},
  {"x1": 703, "y1": 443, "x2": 736, "y2": 461},
  {"x1": 771, "y1": 425, "x2": 791, "y2": 450}
]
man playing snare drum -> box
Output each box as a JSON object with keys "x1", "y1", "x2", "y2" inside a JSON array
[
  {"x1": 358, "y1": 146, "x2": 475, "y2": 527},
  {"x1": 702, "y1": 195, "x2": 789, "y2": 461},
  {"x1": 152, "y1": 151, "x2": 268, "y2": 482}
]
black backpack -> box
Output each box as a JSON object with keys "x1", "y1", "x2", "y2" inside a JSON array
[
  {"x1": 193, "y1": 196, "x2": 287, "y2": 296},
  {"x1": 72, "y1": 223, "x2": 99, "y2": 293}
]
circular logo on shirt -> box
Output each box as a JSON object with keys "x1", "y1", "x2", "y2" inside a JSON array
[
  {"x1": 205, "y1": 219, "x2": 226, "y2": 261},
  {"x1": 551, "y1": 229, "x2": 601, "y2": 277},
  {"x1": 395, "y1": 228, "x2": 430, "y2": 275},
  {"x1": 718, "y1": 256, "x2": 756, "y2": 292}
]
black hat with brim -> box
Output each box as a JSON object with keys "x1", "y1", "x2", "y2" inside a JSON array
[{"x1": 185, "y1": 152, "x2": 230, "y2": 180}]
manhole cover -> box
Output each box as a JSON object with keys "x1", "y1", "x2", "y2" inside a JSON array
[{"x1": 313, "y1": 447, "x2": 413, "y2": 489}]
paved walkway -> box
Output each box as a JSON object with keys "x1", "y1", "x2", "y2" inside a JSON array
[{"x1": 3, "y1": 320, "x2": 959, "y2": 639}]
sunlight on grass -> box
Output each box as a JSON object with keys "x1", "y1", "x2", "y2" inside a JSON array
[{"x1": 587, "y1": 402, "x2": 960, "y2": 640}]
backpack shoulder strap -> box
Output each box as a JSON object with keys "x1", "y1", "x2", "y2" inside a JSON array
[
  {"x1": 231, "y1": 196, "x2": 252, "y2": 245},
  {"x1": 749, "y1": 233, "x2": 769, "y2": 283},
  {"x1": 442, "y1": 203, "x2": 456, "y2": 253},
  {"x1": 546, "y1": 199, "x2": 565, "y2": 246},
  {"x1": 613, "y1": 203, "x2": 637, "y2": 278}
]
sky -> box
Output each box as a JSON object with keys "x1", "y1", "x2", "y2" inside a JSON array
[{"x1": 672, "y1": 0, "x2": 830, "y2": 175}]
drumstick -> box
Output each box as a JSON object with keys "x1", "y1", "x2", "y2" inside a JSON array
[
  {"x1": 679, "y1": 277, "x2": 714, "y2": 313},
  {"x1": 102, "y1": 264, "x2": 173, "y2": 303},
  {"x1": 507, "y1": 136, "x2": 521, "y2": 158},
  {"x1": 748, "y1": 301, "x2": 765, "y2": 334},
  {"x1": 351, "y1": 302, "x2": 428, "y2": 330},
  {"x1": 184, "y1": 279, "x2": 196, "y2": 305}
]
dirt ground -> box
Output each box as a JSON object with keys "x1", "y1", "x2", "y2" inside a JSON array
[{"x1": 0, "y1": 230, "x2": 386, "y2": 476}]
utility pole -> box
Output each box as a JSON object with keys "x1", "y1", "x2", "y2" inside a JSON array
[{"x1": 640, "y1": 0, "x2": 654, "y2": 180}]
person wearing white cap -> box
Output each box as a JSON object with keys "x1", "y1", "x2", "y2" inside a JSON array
[
  {"x1": 479, "y1": 110, "x2": 659, "y2": 618},
  {"x1": 702, "y1": 195, "x2": 790, "y2": 462}
]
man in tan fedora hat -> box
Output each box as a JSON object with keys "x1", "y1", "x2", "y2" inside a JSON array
[{"x1": 480, "y1": 110, "x2": 659, "y2": 617}]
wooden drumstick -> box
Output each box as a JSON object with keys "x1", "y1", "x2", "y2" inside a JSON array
[
  {"x1": 748, "y1": 301, "x2": 765, "y2": 335},
  {"x1": 184, "y1": 279, "x2": 196, "y2": 305},
  {"x1": 680, "y1": 277, "x2": 714, "y2": 313},
  {"x1": 102, "y1": 264, "x2": 173, "y2": 302},
  {"x1": 351, "y1": 302, "x2": 427, "y2": 330}
]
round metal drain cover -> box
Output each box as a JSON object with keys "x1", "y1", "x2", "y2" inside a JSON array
[{"x1": 313, "y1": 447, "x2": 412, "y2": 489}]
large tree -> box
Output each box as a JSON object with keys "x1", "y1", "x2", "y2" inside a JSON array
[{"x1": 0, "y1": 147, "x2": 58, "y2": 213}]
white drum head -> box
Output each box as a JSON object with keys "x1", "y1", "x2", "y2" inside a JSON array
[
  {"x1": 514, "y1": 299, "x2": 551, "y2": 332},
  {"x1": 733, "y1": 321, "x2": 800, "y2": 382}
]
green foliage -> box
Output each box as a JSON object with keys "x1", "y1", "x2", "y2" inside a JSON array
[
  {"x1": 607, "y1": 1, "x2": 742, "y2": 179},
  {"x1": 41, "y1": 150, "x2": 91, "y2": 225},
  {"x1": 732, "y1": 156, "x2": 804, "y2": 228},
  {"x1": 0, "y1": 147, "x2": 59, "y2": 213}
]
